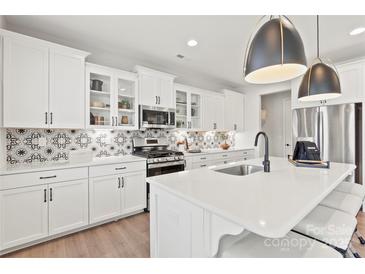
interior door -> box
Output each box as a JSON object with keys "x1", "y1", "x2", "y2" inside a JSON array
[
  {"x1": 3, "y1": 36, "x2": 49, "y2": 128},
  {"x1": 283, "y1": 98, "x2": 292, "y2": 157},
  {"x1": 48, "y1": 179, "x2": 89, "y2": 235},
  {"x1": 121, "y1": 172, "x2": 146, "y2": 215},
  {"x1": 49, "y1": 50, "x2": 85, "y2": 129},
  {"x1": 89, "y1": 175, "x2": 121, "y2": 224},
  {"x1": 0, "y1": 185, "x2": 48, "y2": 250}
]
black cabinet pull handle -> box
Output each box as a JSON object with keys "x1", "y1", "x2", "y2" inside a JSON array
[
  {"x1": 40, "y1": 175, "x2": 57, "y2": 180},
  {"x1": 50, "y1": 188, "x2": 53, "y2": 202},
  {"x1": 118, "y1": 177, "x2": 121, "y2": 189},
  {"x1": 200, "y1": 157, "x2": 206, "y2": 160},
  {"x1": 122, "y1": 177, "x2": 125, "y2": 188},
  {"x1": 44, "y1": 189, "x2": 47, "y2": 203},
  {"x1": 115, "y1": 167, "x2": 127, "y2": 171},
  {"x1": 50, "y1": 112, "x2": 53, "y2": 125},
  {"x1": 45, "y1": 112, "x2": 48, "y2": 124}
]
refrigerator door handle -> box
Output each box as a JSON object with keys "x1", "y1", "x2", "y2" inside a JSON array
[{"x1": 320, "y1": 111, "x2": 324, "y2": 160}]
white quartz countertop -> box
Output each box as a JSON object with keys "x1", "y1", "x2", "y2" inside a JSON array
[
  {"x1": 148, "y1": 157, "x2": 356, "y2": 238},
  {"x1": 183, "y1": 147, "x2": 255, "y2": 157},
  {"x1": 0, "y1": 155, "x2": 145, "y2": 176}
]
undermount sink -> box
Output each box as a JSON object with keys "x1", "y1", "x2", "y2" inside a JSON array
[{"x1": 214, "y1": 164, "x2": 264, "y2": 176}]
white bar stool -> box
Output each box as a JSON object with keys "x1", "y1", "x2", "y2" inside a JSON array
[
  {"x1": 293, "y1": 205, "x2": 359, "y2": 257},
  {"x1": 320, "y1": 190, "x2": 363, "y2": 216},
  {"x1": 320, "y1": 189, "x2": 365, "y2": 245},
  {"x1": 335, "y1": 182, "x2": 365, "y2": 199},
  {"x1": 217, "y1": 231, "x2": 342, "y2": 258}
]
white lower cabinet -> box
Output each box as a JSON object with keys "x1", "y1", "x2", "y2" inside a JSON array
[
  {"x1": 188, "y1": 149, "x2": 255, "y2": 170},
  {"x1": 48, "y1": 179, "x2": 89, "y2": 235},
  {"x1": 122, "y1": 172, "x2": 146, "y2": 215},
  {"x1": 89, "y1": 170, "x2": 146, "y2": 224},
  {"x1": 0, "y1": 185, "x2": 48, "y2": 250},
  {"x1": 89, "y1": 175, "x2": 122, "y2": 223},
  {"x1": 0, "y1": 163, "x2": 146, "y2": 254}
]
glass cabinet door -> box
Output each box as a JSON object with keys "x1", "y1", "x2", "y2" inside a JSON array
[
  {"x1": 176, "y1": 90, "x2": 188, "y2": 129},
  {"x1": 88, "y1": 71, "x2": 113, "y2": 127},
  {"x1": 116, "y1": 77, "x2": 137, "y2": 128},
  {"x1": 190, "y1": 93, "x2": 201, "y2": 129}
]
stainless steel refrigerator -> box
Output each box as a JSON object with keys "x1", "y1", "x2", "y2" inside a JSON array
[{"x1": 292, "y1": 103, "x2": 362, "y2": 184}]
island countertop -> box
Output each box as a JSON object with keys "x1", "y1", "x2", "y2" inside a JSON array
[{"x1": 147, "y1": 157, "x2": 356, "y2": 238}]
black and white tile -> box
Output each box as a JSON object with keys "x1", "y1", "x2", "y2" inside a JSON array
[{"x1": 6, "y1": 128, "x2": 235, "y2": 165}]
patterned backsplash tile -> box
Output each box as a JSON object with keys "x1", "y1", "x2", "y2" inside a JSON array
[{"x1": 6, "y1": 128, "x2": 235, "y2": 165}]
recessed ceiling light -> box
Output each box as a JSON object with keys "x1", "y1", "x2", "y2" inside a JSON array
[
  {"x1": 350, "y1": 27, "x2": 365, "y2": 36},
  {"x1": 187, "y1": 39, "x2": 198, "y2": 47}
]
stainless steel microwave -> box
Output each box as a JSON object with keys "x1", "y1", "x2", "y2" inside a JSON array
[{"x1": 139, "y1": 105, "x2": 176, "y2": 129}]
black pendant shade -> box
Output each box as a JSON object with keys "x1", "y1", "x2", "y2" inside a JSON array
[
  {"x1": 298, "y1": 15, "x2": 341, "y2": 102},
  {"x1": 244, "y1": 16, "x2": 307, "y2": 84},
  {"x1": 298, "y1": 62, "x2": 341, "y2": 102}
]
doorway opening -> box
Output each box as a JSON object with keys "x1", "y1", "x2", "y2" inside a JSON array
[{"x1": 260, "y1": 90, "x2": 292, "y2": 158}]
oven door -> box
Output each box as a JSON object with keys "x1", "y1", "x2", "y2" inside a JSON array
[
  {"x1": 145, "y1": 160, "x2": 185, "y2": 212},
  {"x1": 140, "y1": 105, "x2": 175, "y2": 129},
  {"x1": 147, "y1": 160, "x2": 185, "y2": 177}
]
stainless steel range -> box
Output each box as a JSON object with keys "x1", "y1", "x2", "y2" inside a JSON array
[{"x1": 132, "y1": 137, "x2": 185, "y2": 211}]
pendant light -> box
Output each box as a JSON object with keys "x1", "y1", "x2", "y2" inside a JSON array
[
  {"x1": 298, "y1": 16, "x2": 341, "y2": 102},
  {"x1": 244, "y1": 15, "x2": 307, "y2": 84}
]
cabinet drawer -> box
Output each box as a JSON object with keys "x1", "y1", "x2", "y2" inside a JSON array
[
  {"x1": 192, "y1": 154, "x2": 217, "y2": 163},
  {"x1": 89, "y1": 161, "x2": 146, "y2": 178},
  {"x1": 192, "y1": 160, "x2": 217, "y2": 169},
  {"x1": 0, "y1": 167, "x2": 88, "y2": 191}
]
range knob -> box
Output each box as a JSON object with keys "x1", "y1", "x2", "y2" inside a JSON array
[
  {"x1": 154, "y1": 159, "x2": 159, "y2": 163},
  {"x1": 174, "y1": 156, "x2": 180, "y2": 160}
]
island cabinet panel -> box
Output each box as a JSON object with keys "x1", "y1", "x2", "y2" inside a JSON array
[
  {"x1": 0, "y1": 185, "x2": 48, "y2": 250},
  {"x1": 150, "y1": 185, "x2": 205, "y2": 258},
  {"x1": 48, "y1": 179, "x2": 89, "y2": 236}
]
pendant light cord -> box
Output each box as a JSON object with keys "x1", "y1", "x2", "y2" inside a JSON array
[{"x1": 317, "y1": 15, "x2": 320, "y2": 58}]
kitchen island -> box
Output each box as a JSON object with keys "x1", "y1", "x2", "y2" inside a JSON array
[{"x1": 147, "y1": 157, "x2": 356, "y2": 257}]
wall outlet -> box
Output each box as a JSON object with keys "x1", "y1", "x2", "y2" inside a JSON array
[{"x1": 38, "y1": 137, "x2": 47, "y2": 147}]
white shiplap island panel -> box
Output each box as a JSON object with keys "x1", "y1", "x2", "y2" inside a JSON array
[{"x1": 148, "y1": 157, "x2": 355, "y2": 257}]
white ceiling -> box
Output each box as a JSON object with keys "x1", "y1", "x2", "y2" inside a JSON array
[{"x1": 3, "y1": 15, "x2": 365, "y2": 92}]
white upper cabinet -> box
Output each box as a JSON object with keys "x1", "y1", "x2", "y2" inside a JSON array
[
  {"x1": 175, "y1": 84, "x2": 202, "y2": 130},
  {"x1": 1, "y1": 29, "x2": 89, "y2": 129},
  {"x1": 135, "y1": 66, "x2": 176, "y2": 109},
  {"x1": 49, "y1": 49, "x2": 86, "y2": 129},
  {"x1": 86, "y1": 63, "x2": 139, "y2": 130},
  {"x1": 223, "y1": 89, "x2": 245, "y2": 131},
  {"x1": 291, "y1": 60, "x2": 365, "y2": 109},
  {"x1": 3, "y1": 35, "x2": 49, "y2": 128},
  {"x1": 202, "y1": 93, "x2": 224, "y2": 131}
]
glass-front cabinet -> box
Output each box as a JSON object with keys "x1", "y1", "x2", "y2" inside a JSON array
[
  {"x1": 86, "y1": 63, "x2": 138, "y2": 130},
  {"x1": 175, "y1": 84, "x2": 202, "y2": 130}
]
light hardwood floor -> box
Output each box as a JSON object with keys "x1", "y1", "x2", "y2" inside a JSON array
[{"x1": 2, "y1": 212, "x2": 365, "y2": 258}]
